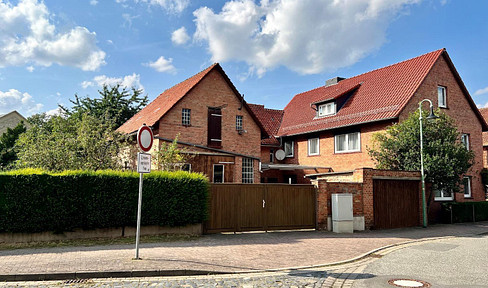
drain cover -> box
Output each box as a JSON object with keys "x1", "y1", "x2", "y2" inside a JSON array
[{"x1": 388, "y1": 279, "x2": 431, "y2": 287}]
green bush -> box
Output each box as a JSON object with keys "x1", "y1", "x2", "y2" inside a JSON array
[
  {"x1": 441, "y1": 201, "x2": 488, "y2": 223},
  {"x1": 0, "y1": 169, "x2": 208, "y2": 233}
]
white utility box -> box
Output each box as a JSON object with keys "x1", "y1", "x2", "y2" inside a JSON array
[{"x1": 331, "y1": 193, "x2": 354, "y2": 233}]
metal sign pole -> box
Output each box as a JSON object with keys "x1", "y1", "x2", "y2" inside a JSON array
[{"x1": 135, "y1": 171, "x2": 143, "y2": 259}]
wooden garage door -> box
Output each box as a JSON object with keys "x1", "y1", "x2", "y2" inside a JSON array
[{"x1": 373, "y1": 179, "x2": 420, "y2": 229}]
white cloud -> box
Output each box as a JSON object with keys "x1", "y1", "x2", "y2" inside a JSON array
[
  {"x1": 82, "y1": 74, "x2": 144, "y2": 91},
  {"x1": 0, "y1": 89, "x2": 43, "y2": 115},
  {"x1": 171, "y1": 27, "x2": 190, "y2": 45},
  {"x1": 26, "y1": 66, "x2": 35, "y2": 72},
  {"x1": 144, "y1": 56, "x2": 177, "y2": 73},
  {"x1": 0, "y1": 0, "x2": 106, "y2": 71},
  {"x1": 46, "y1": 106, "x2": 63, "y2": 116},
  {"x1": 90, "y1": 0, "x2": 98, "y2": 5},
  {"x1": 193, "y1": 0, "x2": 420, "y2": 76},
  {"x1": 117, "y1": 0, "x2": 188, "y2": 13},
  {"x1": 140, "y1": 0, "x2": 189, "y2": 13},
  {"x1": 475, "y1": 86, "x2": 488, "y2": 96}
]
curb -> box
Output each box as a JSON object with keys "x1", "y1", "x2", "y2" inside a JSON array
[{"x1": 1, "y1": 229, "x2": 487, "y2": 282}]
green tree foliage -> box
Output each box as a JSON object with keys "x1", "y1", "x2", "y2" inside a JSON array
[
  {"x1": 60, "y1": 84, "x2": 148, "y2": 128},
  {"x1": 368, "y1": 109, "x2": 474, "y2": 195},
  {"x1": 153, "y1": 135, "x2": 194, "y2": 171},
  {"x1": 16, "y1": 113, "x2": 123, "y2": 171},
  {"x1": 0, "y1": 122, "x2": 26, "y2": 170}
]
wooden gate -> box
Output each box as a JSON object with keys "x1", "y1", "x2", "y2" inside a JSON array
[
  {"x1": 373, "y1": 179, "x2": 420, "y2": 229},
  {"x1": 205, "y1": 184, "x2": 316, "y2": 234}
]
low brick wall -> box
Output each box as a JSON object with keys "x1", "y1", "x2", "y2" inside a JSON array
[
  {"x1": 316, "y1": 168, "x2": 421, "y2": 230},
  {"x1": 0, "y1": 224, "x2": 202, "y2": 244}
]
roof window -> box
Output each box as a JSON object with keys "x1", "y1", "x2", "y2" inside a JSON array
[{"x1": 318, "y1": 102, "x2": 336, "y2": 117}]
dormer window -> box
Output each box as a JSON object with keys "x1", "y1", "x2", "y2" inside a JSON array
[{"x1": 318, "y1": 102, "x2": 336, "y2": 117}]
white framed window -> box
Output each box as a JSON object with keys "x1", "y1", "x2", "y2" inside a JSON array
[
  {"x1": 318, "y1": 102, "x2": 336, "y2": 117},
  {"x1": 182, "y1": 108, "x2": 191, "y2": 126},
  {"x1": 438, "y1": 86, "x2": 447, "y2": 108},
  {"x1": 236, "y1": 115, "x2": 243, "y2": 131},
  {"x1": 308, "y1": 137, "x2": 320, "y2": 156},
  {"x1": 461, "y1": 134, "x2": 470, "y2": 150},
  {"x1": 463, "y1": 177, "x2": 472, "y2": 198},
  {"x1": 242, "y1": 158, "x2": 254, "y2": 183},
  {"x1": 335, "y1": 132, "x2": 360, "y2": 153},
  {"x1": 434, "y1": 188, "x2": 454, "y2": 201},
  {"x1": 284, "y1": 141, "x2": 294, "y2": 157},
  {"x1": 213, "y1": 164, "x2": 224, "y2": 183},
  {"x1": 181, "y1": 163, "x2": 191, "y2": 172}
]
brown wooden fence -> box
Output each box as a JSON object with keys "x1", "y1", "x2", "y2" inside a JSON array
[{"x1": 205, "y1": 184, "x2": 316, "y2": 234}]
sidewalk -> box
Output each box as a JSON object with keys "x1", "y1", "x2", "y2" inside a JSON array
[{"x1": 1, "y1": 222, "x2": 487, "y2": 281}]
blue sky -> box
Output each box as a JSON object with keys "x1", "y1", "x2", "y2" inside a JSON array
[{"x1": 1, "y1": 0, "x2": 488, "y2": 117}]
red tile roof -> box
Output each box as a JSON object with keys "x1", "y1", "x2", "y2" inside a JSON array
[
  {"x1": 118, "y1": 63, "x2": 219, "y2": 134},
  {"x1": 248, "y1": 104, "x2": 284, "y2": 146},
  {"x1": 279, "y1": 49, "x2": 467, "y2": 136},
  {"x1": 479, "y1": 108, "x2": 488, "y2": 146}
]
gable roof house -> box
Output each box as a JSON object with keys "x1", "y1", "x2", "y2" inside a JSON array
[
  {"x1": 118, "y1": 63, "x2": 266, "y2": 183},
  {"x1": 274, "y1": 48, "x2": 487, "y2": 203},
  {"x1": 0, "y1": 111, "x2": 28, "y2": 136}
]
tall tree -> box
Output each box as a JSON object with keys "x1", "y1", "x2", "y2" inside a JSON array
[
  {"x1": 16, "y1": 113, "x2": 124, "y2": 171},
  {"x1": 60, "y1": 84, "x2": 148, "y2": 128},
  {"x1": 368, "y1": 110, "x2": 474, "y2": 197},
  {"x1": 0, "y1": 122, "x2": 27, "y2": 170}
]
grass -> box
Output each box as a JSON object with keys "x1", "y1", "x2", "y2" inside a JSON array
[{"x1": 0, "y1": 234, "x2": 199, "y2": 251}]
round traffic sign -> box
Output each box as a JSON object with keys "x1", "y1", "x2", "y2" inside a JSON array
[{"x1": 137, "y1": 125, "x2": 153, "y2": 152}]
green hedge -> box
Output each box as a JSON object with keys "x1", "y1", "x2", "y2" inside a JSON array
[
  {"x1": 0, "y1": 169, "x2": 208, "y2": 233},
  {"x1": 441, "y1": 201, "x2": 488, "y2": 223}
]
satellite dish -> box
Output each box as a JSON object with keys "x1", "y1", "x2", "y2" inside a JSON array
[{"x1": 275, "y1": 149, "x2": 285, "y2": 161}]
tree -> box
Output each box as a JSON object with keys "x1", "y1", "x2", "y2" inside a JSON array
[
  {"x1": 60, "y1": 84, "x2": 148, "y2": 128},
  {"x1": 368, "y1": 109, "x2": 474, "y2": 197},
  {"x1": 153, "y1": 135, "x2": 193, "y2": 171},
  {"x1": 0, "y1": 122, "x2": 27, "y2": 170},
  {"x1": 16, "y1": 113, "x2": 124, "y2": 171}
]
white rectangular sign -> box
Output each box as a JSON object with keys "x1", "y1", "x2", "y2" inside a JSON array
[{"x1": 137, "y1": 152, "x2": 151, "y2": 173}]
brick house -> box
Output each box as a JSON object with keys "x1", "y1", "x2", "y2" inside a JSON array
[
  {"x1": 118, "y1": 63, "x2": 266, "y2": 183},
  {"x1": 271, "y1": 48, "x2": 487, "y2": 206},
  {"x1": 478, "y1": 108, "x2": 488, "y2": 169}
]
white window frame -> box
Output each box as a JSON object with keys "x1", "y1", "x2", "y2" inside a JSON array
[
  {"x1": 213, "y1": 164, "x2": 224, "y2": 183},
  {"x1": 236, "y1": 115, "x2": 243, "y2": 131},
  {"x1": 334, "y1": 132, "x2": 360, "y2": 153},
  {"x1": 463, "y1": 176, "x2": 472, "y2": 198},
  {"x1": 318, "y1": 102, "x2": 336, "y2": 117},
  {"x1": 438, "y1": 86, "x2": 447, "y2": 108},
  {"x1": 308, "y1": 137, "x2": 320, "y2": 156},
  {"x1": 182, "y1": 108, "x2": 191, "y2": 126},
  {"x1": 434, "y1": 188, "x2": 454, "y2": 201},
  {"x1": 461, "y1": 133, "x2": 470, "y2": 150},
  {"x1": 242, "y1": 157, "x2": 254, "y2": 183},
  {"x1": 284, "y1": 141, "x2": 294, "y2": 157}
]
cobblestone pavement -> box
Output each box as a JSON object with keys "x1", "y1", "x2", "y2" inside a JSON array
[
  {"x1": 0, "y1": 243, "x2": 432, "y2": 288},
  {"x1": 1, "y1": 222, "x2": 488, "y2": 277}
]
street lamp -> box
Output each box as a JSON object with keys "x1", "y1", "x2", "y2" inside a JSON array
[{"x1": 419, "y1": 99, "x2": 438, "y2": 228}]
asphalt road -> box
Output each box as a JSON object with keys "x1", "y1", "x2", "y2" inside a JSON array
[{"x1": 353, "y1": 234, "x2": 488, "y2": 288}]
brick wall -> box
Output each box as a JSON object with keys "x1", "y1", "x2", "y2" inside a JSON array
[
  {"x1": 0, "y1": 112, "x2": 26, "y2": 135},
  {"x1": 283, "y1": 121, "x2": 392, "y2": 171},
  {"x1": 157, "y1": 69, "x2": 261, "y2": 159}
]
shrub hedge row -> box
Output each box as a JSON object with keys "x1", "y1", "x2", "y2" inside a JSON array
[
  {"x1": 441, "y1": 201, "x2": 488, "y2": 223},
  {"x1": 0, "y1": 169, "x2": 208, "y2": 233}
]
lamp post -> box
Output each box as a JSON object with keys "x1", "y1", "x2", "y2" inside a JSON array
[{"x1": 419, "y1": 99, "x2": 438, "y2": 228}]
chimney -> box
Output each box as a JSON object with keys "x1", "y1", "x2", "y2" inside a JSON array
[{"x1": 325, "y1": 77, "x2": 346, "y2": 87}]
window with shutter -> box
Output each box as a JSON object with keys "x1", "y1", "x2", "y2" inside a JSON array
[{"x1": 208, "y1": 107, "x2": 222, "y2": 148}]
